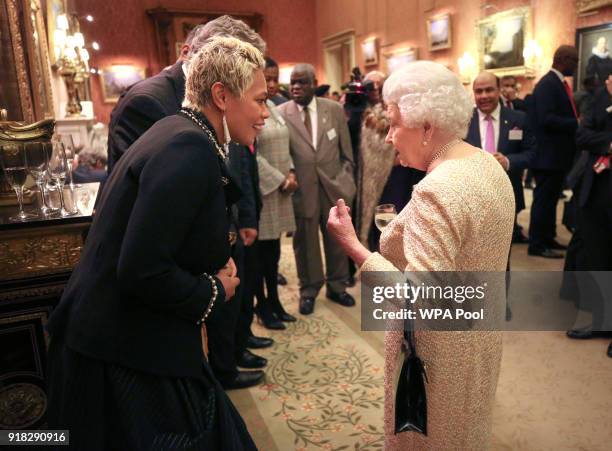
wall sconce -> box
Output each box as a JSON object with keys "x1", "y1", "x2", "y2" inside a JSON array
[
  {"x1": 523, "y1": 40, "x2": 543, "y2": 78},
  {"x1": 53, "y1": 14, "x2": 95, "y2": 117},
  {"x1": 457, "y1": 51, "x2": 477, "y2": 85}
]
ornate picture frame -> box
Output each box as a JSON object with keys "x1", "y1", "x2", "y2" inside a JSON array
[
  {"x1": 477, "y1": 7, "x2": 532, "y2": 77},
  {"x1": 575, "y1": 22, "x2": 612, "y2": 89},
  {"x1": 99, "y1": 65, "x2": 146, "y2": 103},
  {"x1": 385, "y1": 48, "x2": 418, "y2": 73},
  {"x1": 427, "y1": 13, "x2": 451, "y2": 52},
  {"x1": 362, "y1": 37, "x2": 378, "y2": 66}
]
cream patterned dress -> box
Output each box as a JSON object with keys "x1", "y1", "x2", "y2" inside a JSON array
[{"x1": 361, "y1": 150, "x2": 515, "y2": 450}]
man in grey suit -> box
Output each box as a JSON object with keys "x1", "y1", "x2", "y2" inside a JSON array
[{"x1": 278, "y1": 64, "x2": 357, "y2": 314}]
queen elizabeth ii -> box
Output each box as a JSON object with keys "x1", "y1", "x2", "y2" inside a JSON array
[{"x1": 328, "y1": 61, "x2": 515, "y2": 450}]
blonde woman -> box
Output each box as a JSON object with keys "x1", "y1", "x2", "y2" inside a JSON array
[
  {"x1": 47, "y1": 37, "x2": 268, "y2": 450},
  {"x1": 328, "y1": 61, "x2": 515, "y2": 450}
]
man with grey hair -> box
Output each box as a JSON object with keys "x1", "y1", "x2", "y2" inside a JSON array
[
  {"x1": 278, "y1": 63, "x2": 356, "y2": 315},
  {"x1": 107, "y1": 15, "x2": 265, "y2": 172},
  {"x1": 106, "y1": 15, "x2": 269, "y2": 391}
]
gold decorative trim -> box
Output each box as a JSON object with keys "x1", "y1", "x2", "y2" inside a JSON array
[
  {"x1": 577, "y1": 0, "x2": 612, "y2": 13},
  {"x1": 6, "y1": 0, "x2": 35, "y2": 123},
  {"x1": 30, "y1": 0, "x2": 55, "y2": 119}
]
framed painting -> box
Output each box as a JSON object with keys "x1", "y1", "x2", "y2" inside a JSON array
[
  {"x1": 477, "y1": 7, "x2": 532, "y2": 76},
  {"x1": 100, "y1": 65, "x2": 146, "y2": 103},
  {"x1": 362, "y1": 37, "x2": 378, "y2": 66},
  {"x1": 385, "y1": 48, "x2": 418, "y2": 73},
  {"x1": 575, "y1": 23, "x2": 612, "y2": 89},
  {"x1": 427, "y1": 13, "x2": 451, "y2": 51}
]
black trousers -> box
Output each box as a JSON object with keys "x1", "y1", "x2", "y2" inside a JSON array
[
  {"x1": 528, "y1": 170, "x2": 565, "y2": 252},
  {"x1": 234, "y1": 241, "x2": 262, "y2": 356},
  {"x1": 254, "y1": 239, "x2": 282, "y2": 306},
  {"x1": 207, "y1": 240, "x2": 244, "y2": 382},
  {"x1": 578, "y1": 171, "x2": 612, "y2": 330}
]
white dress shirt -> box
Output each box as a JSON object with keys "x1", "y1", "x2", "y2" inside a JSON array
[
  {"x1": 297, "y1": 97, "x2": 318, "y2": 149},
  {"x1": 478, "y1": 103, "x2": 501, "y2": 151},
  {"x1": 550, "y1": 67, "x2": 565, "y2": 82}
]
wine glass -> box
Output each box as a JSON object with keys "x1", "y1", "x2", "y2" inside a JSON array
[
  {"x1": 24, "y1": 142, "x2": 58, "y2": 217},
  {"x1": 374, "y1": 203, "x2": 397, "y2": 232},
  {"x1": 0, "y1": 143, "x2": 38, "y2": 222},
  {"x1": 47, "y1": 141, "x2": 77, "y2": 217}
]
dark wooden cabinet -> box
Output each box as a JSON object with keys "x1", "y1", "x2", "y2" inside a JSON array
[{"x1": 0, "y1": 183, "x2": 98, "y2": 429}]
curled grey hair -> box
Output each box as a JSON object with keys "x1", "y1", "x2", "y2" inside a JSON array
[
  {"x1": 186, "y1": 15, "x2": 266, "y2": 61},
  {"x1": 291, "y1": 63, "x2": 316, "y2": 83},
  {"x1": 183, "y1": 36, "x2": 265, "y2": 111},
  {"x1": 382, "y1": 61, "x2": 473, "y2": 139}
]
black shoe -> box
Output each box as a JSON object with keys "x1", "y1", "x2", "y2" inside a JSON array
[
  {"x1": 256, "y1": 308, "x2": 286, "y2": 330},
  {"x1": 547, "y1": 240, "x2": 567, "y2": 250},
  {"x1": 608, "y1": 341, "x2": 612, "y2": 358},
  {"x1": 237, "y1": 350, "x2": 267, "y2": 369},
  {"x1": 299, "y1": 297, "x2": 315, "y2": 315},
  {"x1": 221, "y1": 370, "x2": 265, "y2": 390},
  {"x1": 326, "y1": 291, "x2": 356, "y2": 307},
  {"x1": 527, "y1": 248, "x2": 564, "y2": 259},
  {"x1": 270, "y1": 298, "x2": 297, "y2": 322},
  {"x1": 512, "y1": 234, "x2": 529, "y2": 244},
  {"x1": 246, "y1": 335, "x2": 274, "y2": 349},
  {"x1": 567, "y1": 325, "x2": 612, "y2": 339},
  {"x1": 277, "y1": 273, "x2": 288, "y2": 286},
  {"x1": 344, "y1": 275, "x2": 357, "y2": 287}
]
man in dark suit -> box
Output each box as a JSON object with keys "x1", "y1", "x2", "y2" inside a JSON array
[
  {"x1": 500, "y1": 75, "x2": 527, "y2": 112},
  {"x1": 467, "y1": 72, "x2": 535, "y2": 244},
  {"x1": 105, "y1": 16, "x2": 269, "y2": 390},
  {"x1": 528, "y1": 45, "x2": 580, "y2": 258},
  {"x1": 567, "y1": 77, "x2": 612, "y2": 357}
]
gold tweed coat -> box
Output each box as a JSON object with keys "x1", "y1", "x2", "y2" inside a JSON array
[
  {"x1": 362, "y1": 150, "x2": 515, "y2": 450},
  {"x1": 256, "y1": 100, "x2": 296, "y2": 240}
]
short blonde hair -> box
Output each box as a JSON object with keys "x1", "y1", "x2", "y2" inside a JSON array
[
  {"x1": 383, "y1": 61, "x2": 473, "y2": 139},
  {"x1": 183, "y1": 36, "x2": 265, "y2": 111}
]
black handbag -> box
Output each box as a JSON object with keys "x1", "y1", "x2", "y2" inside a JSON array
[{"x1": 394, "y1": 321, "x2": 428, "y2": 435}]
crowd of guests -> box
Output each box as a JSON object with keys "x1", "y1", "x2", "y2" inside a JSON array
[{"x1": 44, "y1": 14, "x2": 611, "y2": 449}]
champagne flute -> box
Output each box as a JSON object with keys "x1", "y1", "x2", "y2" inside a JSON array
[
  {"x1": 0, "y1": 143, "x2": 38, "y2": 222},
  {"x1": 374, "y1": 203, "x2": 397, "y2": 231},
  {"x1": 24, "y1": 142, "x2": 58, "y2": 216},
  {"x1": 48, "y1": 141, "x2": 77, "y2": 217},
  {"x1": 57, "y1": 134, "x2": 80, "y2": 213},
  {"x1": 57, "y1": 134, "x2": 79, "y2": 189}
]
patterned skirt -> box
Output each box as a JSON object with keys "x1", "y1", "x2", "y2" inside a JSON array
[{"x1": 47, "y1": 338, "x2": 256, "y2": 450}]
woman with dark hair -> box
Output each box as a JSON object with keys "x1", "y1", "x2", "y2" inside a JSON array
[{"x1": 46, "y1": 37, "x2": 269, "y2": 450}]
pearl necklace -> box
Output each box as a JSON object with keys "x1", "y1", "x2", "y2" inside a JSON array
[
  {"x1": 427, "y1": 138, "x2": 461, "y2": 171},
  {"x1": 180, "y1": 107, "x2": 228, "y2": 161}
]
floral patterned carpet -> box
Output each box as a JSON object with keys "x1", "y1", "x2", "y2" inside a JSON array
[{"x1": 229, "y1": 219, "x2": 612, "y2": 450}]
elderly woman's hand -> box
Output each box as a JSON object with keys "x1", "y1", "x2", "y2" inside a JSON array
[{"x1": 327, "y1": 199, "x2": 372, "y2": 267}]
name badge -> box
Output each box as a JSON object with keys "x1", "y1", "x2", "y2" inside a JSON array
[
  {"x1": 327, "y1": 128, "x2": 337, "y2": 141},
  {"x1": 509, "y1": 129, "x2": 523, "y2": 140}
]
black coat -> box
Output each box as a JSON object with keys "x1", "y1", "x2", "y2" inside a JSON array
[
  {"x1": 47, "y1": 114, "x2": 232, "y2": 377},
  {"x1": 575, "y1": 87, "x2": 612, "y2": 207},
  {"x1": 107, "y1": 62, "x2": 185, "y2": 173},
  {"x1": 465, "y1": 106, "x2": 536, "y2": 212},
  {"x1": 528, "y1": 70, "x2": 578, "y2": 171}
]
